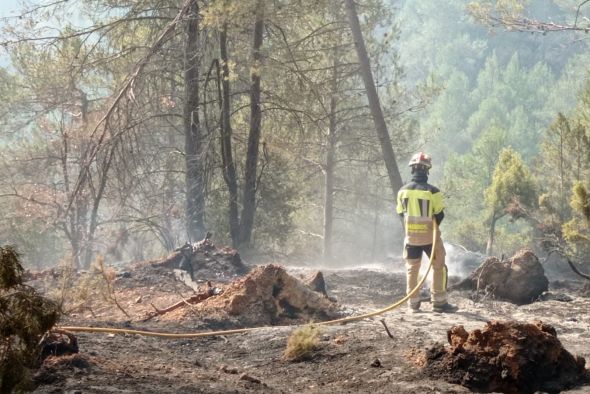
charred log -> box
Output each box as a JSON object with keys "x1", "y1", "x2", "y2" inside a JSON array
[{"x1": 141, "y1": 287, "x2": 220, "y2": 322}]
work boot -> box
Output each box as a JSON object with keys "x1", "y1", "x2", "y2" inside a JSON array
[
  {"x1": 432, "y1": 302, "x2": 458, "y2": 313},
  {"x1": 408, "y1": 301, "x2": 421, "y2": 313}
]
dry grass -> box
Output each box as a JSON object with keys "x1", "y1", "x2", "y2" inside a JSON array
[
  {"x1": 283, "y1": 324, "x2": 320, "y2": 361},
  {"x1": 46, "y1": 256, "x2": 76, "y2": 311},
  {"x1": 49, "y1": 255, "x2": 130, "y2": 318}
]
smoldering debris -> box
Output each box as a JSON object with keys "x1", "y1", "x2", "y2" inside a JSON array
[
  {"x1": 39, "y1": 330, "x2": 79, "y2": 360},
  {"x1": 193, "y1": 264, "x2": 339, "y2": 326},
  {"x1": 413, "y1": 320, "x2": 588, "y2": 394},
  {"x1": 452, "y1": 249, "x2": 548, "y2": 304},
  {"x1": 136, "y1": 257, "x2": 338, "y2": 326},
  {"x1": 147, "y1": 236, "x2": 249, "y2": 281},
  {"x1": 23, "y1": 237, "x2": 339, "y2": 328},
  {"x1": 33, "y1": 354, "x2": 93, "y2": 386}
]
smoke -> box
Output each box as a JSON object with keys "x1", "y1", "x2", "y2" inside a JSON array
[
  {"x1": 399, "y1": 242, "x2": 484, "y2": 294},
  {"x1": 325, "y1": 241, "x2": 484, "y2": 299},
  {"x1": 385, "y1": 242, "x2": 484, "y2": 279},
  {"x1": 444, "y1": 243, "x2": 484, "y2": 279}
]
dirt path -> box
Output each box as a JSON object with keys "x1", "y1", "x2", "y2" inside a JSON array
[{"x1": 33, "y1": 267, "x2": 590, "y2": 393}]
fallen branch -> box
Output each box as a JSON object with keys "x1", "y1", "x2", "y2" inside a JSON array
[
  {"x1": 380, "y1": 319, "x2": 394, "y2": 339},
  {"x1": 22, "y1": 268, "x2": 58, "y2": 281},
  {"x1": 548, "y1": 249, "x2": 590, "y2": 282},
  {"x1": 141, "y1": 289, "x2": 219, "y2": 322},
  {"x1": 566, "y1": 258, "x2": 590, "y2": 281}
]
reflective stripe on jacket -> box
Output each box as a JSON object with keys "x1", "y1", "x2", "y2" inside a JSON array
[{"x1": 396, "y1": 181, "x2": 444, "y2": 246}]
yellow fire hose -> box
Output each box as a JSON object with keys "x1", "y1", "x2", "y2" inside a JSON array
[{"x1": 59, "y1": 222, "x2": 439, "y2": 338}]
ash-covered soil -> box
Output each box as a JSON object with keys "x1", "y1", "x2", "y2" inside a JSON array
[{"x1": 29, "y1": 260, "x2": 590, "y2": 394}]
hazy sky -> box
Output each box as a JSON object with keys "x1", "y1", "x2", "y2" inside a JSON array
[
  {"x1": 0, "y1": 0, "x2": 21, "y2": 66},
  {"x1": 1, "y1": 1, "x2": 47, "y2": 66},
  {"x1": 0, "y1": 0, "x2": 22, "y2": 18}
]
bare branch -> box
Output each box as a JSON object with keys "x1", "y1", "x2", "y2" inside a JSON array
[
  {"x1": 0, "y1": 0, "x2": 71, "y2": 22},
  {"x1": 64, "y1": 0, "x2": 192, "y2": 218},
  {"x1": 575, "y1": 0, "x2": 590, "y2": 27},
  {"x1": 469, "y1": 2, "x2": 590, "y2": 34}
]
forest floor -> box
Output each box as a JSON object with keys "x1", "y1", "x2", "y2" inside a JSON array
[{"x1": 29, "y1": 258, "x2": 590, "y2": 394}]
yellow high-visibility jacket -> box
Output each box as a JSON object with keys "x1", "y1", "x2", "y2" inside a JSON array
[{"x1": 396, "y1": 181, "x2": 444, "y2": 246}]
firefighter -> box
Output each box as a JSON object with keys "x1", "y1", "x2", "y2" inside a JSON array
[{"x1": 396, "y1": 152, "x2": 457, "y2": 313}]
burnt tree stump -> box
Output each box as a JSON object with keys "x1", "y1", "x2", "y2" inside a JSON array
[
  {"x1": 417, "y1": 320, "x2": 588, "y2": 394},
  {"x1": 452, "y1": 249, "x2": 548, "y2": 304}
]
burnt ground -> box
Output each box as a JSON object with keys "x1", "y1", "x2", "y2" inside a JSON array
[{"x1": 30, "y1": 261, "x2": 590, "y2": 394}]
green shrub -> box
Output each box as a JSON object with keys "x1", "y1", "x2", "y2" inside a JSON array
[{"x1": 0, "y1": 246, "x2": 60, "y2": 392}]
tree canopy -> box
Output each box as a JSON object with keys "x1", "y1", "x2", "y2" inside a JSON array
[{"x1": 0, "y1": 0, "x2": 589, "y2": 270}]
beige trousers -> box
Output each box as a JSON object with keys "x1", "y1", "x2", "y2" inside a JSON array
[{"x1": 405, "y1": 237, "x2": 447, "y2": 306}]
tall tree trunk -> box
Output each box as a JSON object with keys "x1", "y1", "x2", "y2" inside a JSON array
[
  {"x1": 60, "y1": 123, "x2": 83, "y2": 270},
  {"x1": 162, "y1": 82, "x2": 178, "y2": 251},
  {"x1": 370, "y1": 203, "x2": 379, "y2": 262},
  {"x1": 183, "y1": 0, "x2": 205, "y2": 241},
  {"x1": 239, "y1": 0, "x2": 264, "y2": 247},
  {"x1": 558, "y1": 125, "x2": 564, "y2": 221},
  {"x1": 219, "y1": 25, "x2": 240, "y2": 247},
  {"x1": 83, "y1": 147, "x2": 115, "y2": 268},
  {"x1": 344, "y1": 0, "x2": 403, "y2": 199},
  {"x1": 323, "y1": 127, "x2": 336, "y2": 263},
  {"x1": 73, "y1": 200, "x2": 87, "y2": 270},
  {"x1": 323, "y1": 53, "x2": 339, "y2": 263},
  {"x1": 486, "y1": 213, "x2": 497, "y2": 256},
  {"x1": 574, "y1": 124, "x2": 585, "y2": 182},
  {"x1": 68, "y1": 225, "x2": 82, "y2": 270},
  {"x1": 162, "y1": 80, "x2": 179, "y2": 251}
]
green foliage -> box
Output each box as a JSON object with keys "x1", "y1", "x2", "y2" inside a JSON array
[
  {"x1": 562, "y1": 182, "x2": 590, "y2": 258},
  {"x1": 557, "y1": 184, "x2": 590, "y2": 283},
  {"x1": 402, "y1": 0, "x2": 588, "y2": 183},
  {"x1": 482, "y1": 148, "x2": 536, "y2": 254},
  {"x1": 0, "y1": 246, "x2": 60, "y2": 392},
  {"x1": 449, "y1": 219, "x2": 488, "y2": 252},
  {"x1": 403, "y1": 0, "x2": 589, "y2": 254},
  {"x1": 534, "y1": 76, "x2": 590, "y2": 261},
  {"x1": 252, "y1": 151, "x2": 299, "y2": 253},
  {"x1": 442, "y1": 127, "x2": 512, "y2": 253},
  {"x1": 562, "y1": 219, "x2": 589, "y2": 245},
  {"x1": 0, "y1": 246, "x2": 24, "y2": 289},
  {"x1": 7, "y1": 0, "x2": 377, "y2": 262},
  {"x1": 493, "y1": 221, "x2": 534, "y2": 256},
  {"x1": 473, "y1": 122, "x2": 510, "y2": 178},
  {"x1": 485, "y1": 148, "x2": 536, "y2": 217},
  {"x1": 538, "y1": 112, "x2": 590, "y2": 221},
  {"x1": 570, "y1": 182, "x2": 590, "y2": 223},
  {"x1": 2, "y1": 0, "x2": 590, "y2": 264},
  {"x1": 466, "y1": 53, "x2": 554, "y2": 157}
]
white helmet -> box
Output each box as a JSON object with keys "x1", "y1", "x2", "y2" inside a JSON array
[{"x1": 408, "y1": 152, "x2": 432, "y2": 169}]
